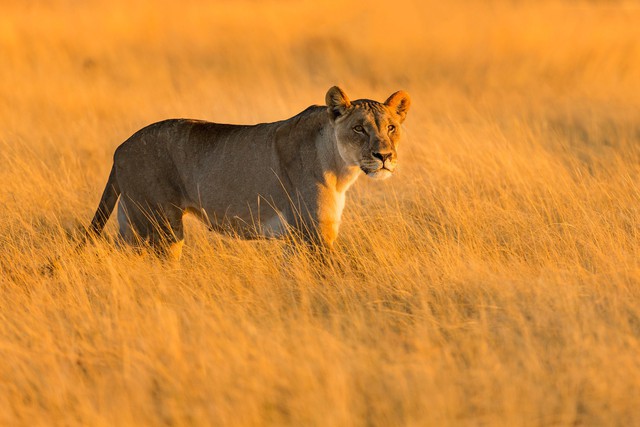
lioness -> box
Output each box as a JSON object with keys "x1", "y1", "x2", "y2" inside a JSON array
[{"x1": 86, "y1": 86, "x2": 410, "y2": 260}]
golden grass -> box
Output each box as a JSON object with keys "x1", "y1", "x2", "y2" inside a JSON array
[{"x1": 1, "y1": 0, "x2": 640, "y2": 425}]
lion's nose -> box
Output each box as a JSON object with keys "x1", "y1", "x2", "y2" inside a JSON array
[{"x1": 372, "y1": 152, "x2": 393, "y2": 163}]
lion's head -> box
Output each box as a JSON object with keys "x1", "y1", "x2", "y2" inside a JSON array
[{"x1": 326, "y1": 86, "x2": 411, "y2": 180}]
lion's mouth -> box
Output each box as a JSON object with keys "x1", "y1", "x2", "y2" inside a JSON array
[
  {"x1": 361, "y1": 166, "x2": 394, "y2": 180},
  {"x1": 360, "y1": 166, "x2": 393, "y2": 174}
]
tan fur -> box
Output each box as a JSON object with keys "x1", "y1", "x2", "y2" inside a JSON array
[{"x1": 86, "y1": 87, "x2": 410, "y2": 259}]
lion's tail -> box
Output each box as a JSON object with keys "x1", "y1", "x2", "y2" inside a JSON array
[
  {"x1": 87, "y1": 163, "x2": 120, "y2": 238},
  {"x1": 41, "y1": 163, "x2": 121, "y2": 276}
]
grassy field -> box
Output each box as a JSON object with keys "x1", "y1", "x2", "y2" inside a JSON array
[{"x1": 1, "y1": 0, "x2": 640, "y2": 425}]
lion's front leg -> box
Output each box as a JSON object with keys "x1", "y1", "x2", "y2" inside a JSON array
[
  {"x1": 316, "y1": 220, "x2": 340, "y2": 251},
  {"x1": 294, "y1": 220, "x2": 341, "y2": 267},
  {"x1": 289, "y1": 188, "x2": 345, "y2": 265}
]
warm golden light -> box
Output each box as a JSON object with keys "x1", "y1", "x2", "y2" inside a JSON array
[{"x1": 1, "y1": 0, "x2": 639, "y2": 425}]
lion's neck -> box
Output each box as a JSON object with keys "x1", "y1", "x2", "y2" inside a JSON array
[{"x1": 315, "y1": 125, "x2": 361, "y2": 194}]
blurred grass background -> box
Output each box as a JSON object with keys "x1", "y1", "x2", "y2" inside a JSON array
[{"x1": 1, "y1": 0, "x2": 640, "y2": 425}]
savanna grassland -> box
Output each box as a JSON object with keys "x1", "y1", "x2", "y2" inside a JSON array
[{"x1": 1, "y1": 0, "x2": 640, "y2": 425}]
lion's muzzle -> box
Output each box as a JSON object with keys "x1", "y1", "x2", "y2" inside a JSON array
[{"x1": 361, "y1": 152, "x2": 397, "y2": 180}]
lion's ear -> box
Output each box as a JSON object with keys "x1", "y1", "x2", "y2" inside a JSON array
[
  {"x1": 326, "y1": 86, "x2": 351, "y2": 120},
  {"x1": 385, "y1": 91, "x2": 411, "y2": 123}
]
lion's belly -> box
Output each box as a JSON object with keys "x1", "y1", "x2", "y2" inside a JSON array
[
  {"x1": 259, "y1": 214, "x2": 289, "y2": 238},
  {"x1": 191, "y1": 202, "x2": 291, "y2": 239},
  {"x1": 218, "y1": 213, "x2": 289, "y2": 239}
]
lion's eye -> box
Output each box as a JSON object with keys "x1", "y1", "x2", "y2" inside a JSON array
[
  {"x1": 388, "y1": 124, "x2": 396, "y2": 133},
  {"x1": 353, "y1": 125, "x2": 364, "y2": 133}
]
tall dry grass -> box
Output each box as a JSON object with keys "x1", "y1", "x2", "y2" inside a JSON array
[{"x1": 1, "y1": 0, "x2": 640, "y2": 425}]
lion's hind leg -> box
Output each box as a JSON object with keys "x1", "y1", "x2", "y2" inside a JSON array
[
  {"x1": 148, "y1": 205, "x2": 185, "y2": 262},
  {"x1": 117, "y1": 199, "x2": 185, "y2": 261},
  {"x1": 117, "y1": 199, "x2": 137, "y2": 247}
]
